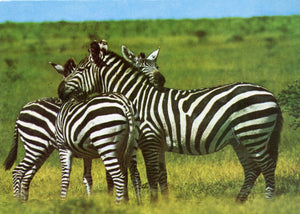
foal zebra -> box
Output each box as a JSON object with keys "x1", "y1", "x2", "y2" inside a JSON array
[
  {"x1": 55, "y1": 93, "x2": 139, "y2": 203},
  {"x1": 58, "y1": 40, "x2": 283, "y2": 202},
  {"x1": 3, "y1": 59, "x2": 75, "y2": 201}
]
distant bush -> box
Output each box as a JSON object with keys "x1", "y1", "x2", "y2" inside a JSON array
[
  {"x1": 194, "y1": 30, "x2": 207, "y2": 42},
  {"x1": 278, "y1": 81, "x2": 300, "y2": 129},
  {"x1": 227, "y1": 35, "x2": 244, "y2": 42}
]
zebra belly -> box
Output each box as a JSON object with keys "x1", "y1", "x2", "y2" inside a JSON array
[{"x1": 65, "y1": 135, "x2": 100, "y2": 159}]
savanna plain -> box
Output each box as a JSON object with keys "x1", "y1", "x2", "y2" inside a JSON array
[{"x1": 0, "y1": 16, "x2": 299, "y2": 213}]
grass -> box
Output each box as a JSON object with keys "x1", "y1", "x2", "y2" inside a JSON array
[{"x1": 0, "y1": 16, "x2": 299, "y2": 213}]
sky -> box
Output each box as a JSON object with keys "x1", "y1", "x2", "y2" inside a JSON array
[{"x1": 0, "y1": 0, "x2": 299, "y2": 23}]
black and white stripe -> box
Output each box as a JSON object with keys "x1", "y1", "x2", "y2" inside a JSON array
[
  {"x1": 121, "y1": 45, "x2": 165, "y2": 88},
  {"x1": 4, "y1": 50, "x2": 161, "y2": 201},
  {"x1": 55, "y1": 93, "x2": 139, "y2": 203},
  {"x1": 3, "y1": 59, "x2": 94, "y2": 201},
  {"x1": 3, "y1": 98, "x2": 61, "y2": 200},
  {"x1": 57, "y1": 40, "x2": 283, "y2": 202}
]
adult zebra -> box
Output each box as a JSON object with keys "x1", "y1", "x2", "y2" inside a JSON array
[
  {"x1": 55, "y1": 93, "x2": 139, "y2": 203},
  {"x1": 57, "y1": 40, "x2": 283, "y2": 202},
  {"x1": 121, "y1": 45, "x2": 165, "y2": 88},
  {"x1": 3, "y1": 45, "x2": 162, "y2": 201}
]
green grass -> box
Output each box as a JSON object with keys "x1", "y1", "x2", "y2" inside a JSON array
[{"x1": 0, "y1": 16, "x2": 299, "y2": 213}]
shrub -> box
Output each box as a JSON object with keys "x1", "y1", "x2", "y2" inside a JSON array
[{"x1": 278, "y1": 81, "x2": 300, "y2": 129}]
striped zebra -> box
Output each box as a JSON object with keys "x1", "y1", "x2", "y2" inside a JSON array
[
  {"x1": 3, "y1": 59, "x2": 75, "y2": 201},
  {"x1": 3, "y1": 46, "x2": 160, "y2": 201},
  {"x1": 121, "y1": 45, "x2": 165, "y2": 88},
  {"x1": 57, "y1": 40, "x2": 283, "y2": 203},
  {"x1": 55, "y1": 93, "x2": 139, "y2": 203}
]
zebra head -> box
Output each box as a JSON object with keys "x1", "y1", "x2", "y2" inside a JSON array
[
  {"x1": 49, "y1": 58, "x2": 76, "y2": 78},
  {"x1": 57, "y1": 40, "x2": 108, "y2": 101},
  {"x1": 121, "y1": 45, "x2": 165, "y2": 87}
]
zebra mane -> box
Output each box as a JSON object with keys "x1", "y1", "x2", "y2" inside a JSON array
[
  {"x1": 108, "y1": 50, "x2": 155, "y2": 86},
  {"x1": 89, "y1": 42, "x2": 153, "y2": 86},
  {"x1": 25, "y1": 97, "x2": 63, "y2": 106}
]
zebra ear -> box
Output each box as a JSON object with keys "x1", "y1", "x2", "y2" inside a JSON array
[
  {"x1": 89, "y1": 40, "x2": 108, "y2": 64},
  {"x1": 122, "y1": 45, "x2": 138, "y2": 64},
  {"x1": 89, "y1": 41, "x2": 101, "y2": 63},
  {"x1": 147, "y1": 47, "x2": 160, "y2": 62},
  {"x1": 49, "y1": 62, "x2": 65, "y2": 76},
  {"x1": 49, "y1": 58, "x2": 76, "y2": 78},
  {"x1": 63, "y1": 58, "x2": 76, "y2": 77}
]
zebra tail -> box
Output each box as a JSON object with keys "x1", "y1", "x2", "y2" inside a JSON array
[
  {"x1": 3, "y1": 122, "x2": 19, "y2": 170},
  {"x1": 268, "y1": 107, "x2": 283, "y2": 164},
  {"x1": 117, "y1": 104, "x2": 138, "y2": 175}
]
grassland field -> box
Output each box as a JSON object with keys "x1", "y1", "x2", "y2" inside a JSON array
[{"x1": 0, "y1": 16, "x2": 299, "y2": 213}]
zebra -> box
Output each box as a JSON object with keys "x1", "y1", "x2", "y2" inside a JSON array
[
  {"x1": 3, "y1": 59, "x2": 76, "y2": 201},
  {"x1": 3, "y1": 45, "x2": 162, "y2": 201},
  {"x1": 57, "y1": 40, "x2": 283, "y2": 203},
  {"x1": 121, "y1": 45, "x2": 165, "y2": 88},
  {"x1": 55, "y1": 93, "x2": 139, "y2": 203},
  {"x1": 3, "y1": 59, "x2": 136, "y2": 201}
]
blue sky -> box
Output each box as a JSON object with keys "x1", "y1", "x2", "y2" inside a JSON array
[{"x1": 0, "y1": 0, "x2": 299, "y2": 23}]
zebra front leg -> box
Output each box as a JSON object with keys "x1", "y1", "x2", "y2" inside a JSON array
[
  {"x1": 83, "y1": 158, "x2": 93, "y2": 197},
  {"x1": 158, "y1": 151, "x2": 168, "y2": 198},
  {"x1": 142, "y1": 149, "x2": 160, "y2": 202},
  {"x1": 59, "y1": 149, "x2": 72, "y2": 199}
]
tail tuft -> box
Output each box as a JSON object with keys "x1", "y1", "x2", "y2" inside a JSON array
[
  {"x1": 268, "y1": 109, "x2": 283, "y2": 164},
  {"x1": 3, "y1": 123, "x2": 19, "y2": 170}
]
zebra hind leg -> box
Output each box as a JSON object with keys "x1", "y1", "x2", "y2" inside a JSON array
[
  {"x1": 83, "y1": 158, "x2": 93, "y2": 197},
  {"x1": 105, "y1": 170, "x2": 114, "y2": 195},
  {"x1": 20, "y1": 149, "x2": 54, "y2": 201},
  {"x1": 232, "y1": 143, "x2": 261, "y2": 203},
  {"x1": 129, "y1": 157, "x2": 142, "y2": 204},
  {"x1": 12, "y1": 165, "x2": 25, "y2": 199},
  {"x1": 102, "y1": 156, "x2": 127, "y2": 203},
  {"x1": 241, "y1": 139, "x2": 277, "y2": 200},
  {"x1": 252, "y1": 153, "x2": 276, "y2": 200}
]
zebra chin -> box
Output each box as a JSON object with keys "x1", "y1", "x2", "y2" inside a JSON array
[
  {"x1": 58, "y1": 81, "x2": 73, "y2": 101},
  {"x1": 57, "y1": 81, "x2": 87, "y2": 102}
]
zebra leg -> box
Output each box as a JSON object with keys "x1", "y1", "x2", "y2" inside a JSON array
[
  {"x1": 232, "y1": 144, "x2": 261, "y2": 202},
  {"x1": 106, "y1": 169, "x2": 130, "y2": 201},
  {"x1": 158, "y1": 151, "x2": 168, "y2": 198},
  {"x1": 250, "y1": 152, "x2": 276, "y2": 200},
  {"x1": 142, "y1": 148, "x2": 160, "y2": 202},
  {"x1": 241, "y1": 139, "x2": 277, "y2": 200},
  {"x1": 12, "y1": 164, "x2": 26, "y2": 199},
  {"x1": 106, "y1": 170, "x2": 114, "y2": 195},
  {"x1": 20, "y1": 147, "x2": 54, "y2": 201},
  {"x1": 83, "y1": 158, "x2": 93, "y2": 197},
  {"x1": 101, "y1": 155, "x2": 127, "y2": 203},
  {"x1": 59, "y1": 149, "x2": 72, "y2": 199},
  {"x1": 123, "y1": 170, "x2": 129, "y2": 202},
  {"x1": 129, "y1": 156, "x2": 142, "y2": 205}
]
